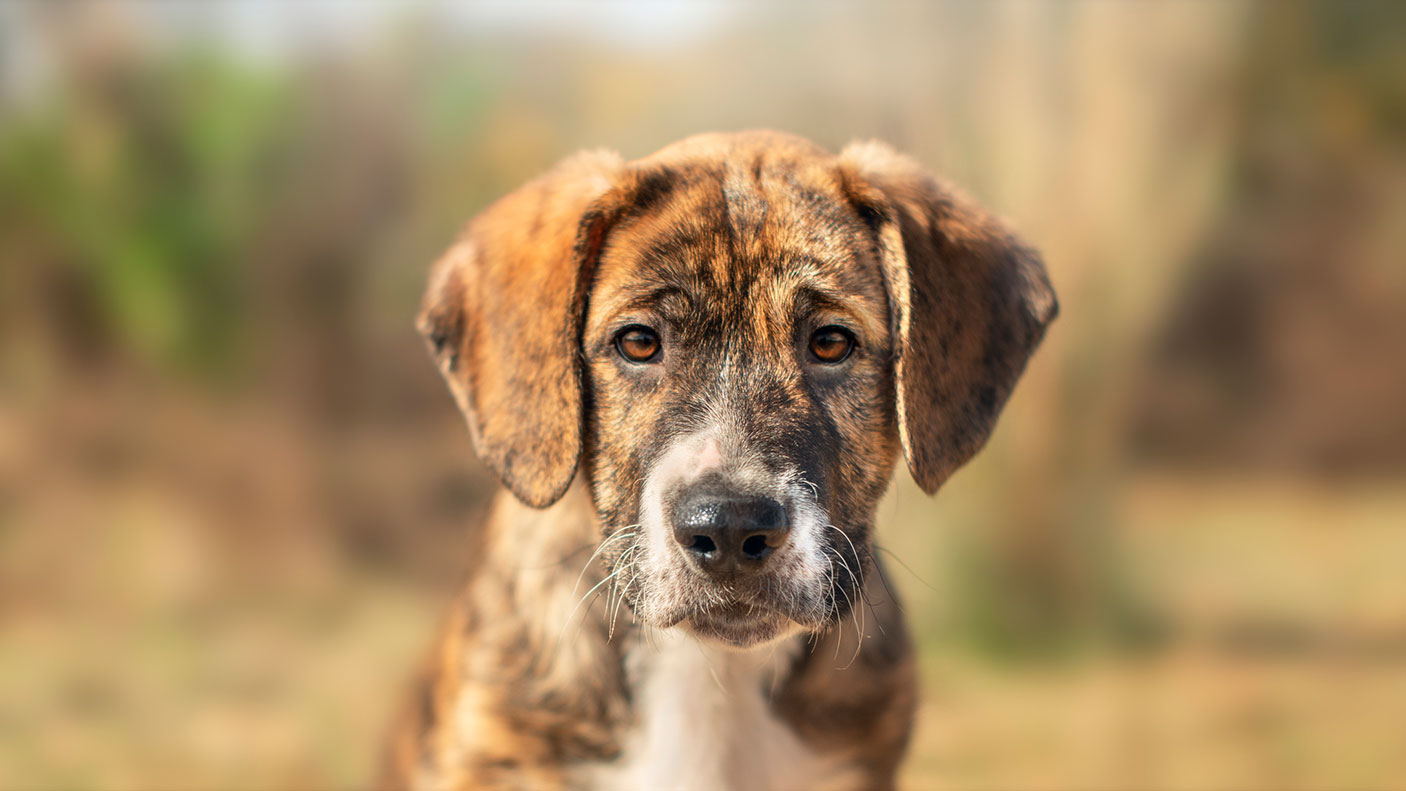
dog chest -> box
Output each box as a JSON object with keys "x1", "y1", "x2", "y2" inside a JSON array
[{"x1": 584, "y1": 630, "x2": 863, "y2": 791}]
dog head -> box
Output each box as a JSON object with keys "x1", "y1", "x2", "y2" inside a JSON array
[{"x1": 419, "y1": 131, "x2": 1056, "y2": 648}]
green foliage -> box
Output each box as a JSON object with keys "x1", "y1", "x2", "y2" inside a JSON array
[{"x1": 1, "y1": 52, "x2": 297, "y2": 379}]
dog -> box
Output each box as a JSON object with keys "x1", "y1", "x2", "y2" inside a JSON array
[{"x1": 382, "y1": 131, "x2": 1056, "y2": 790}]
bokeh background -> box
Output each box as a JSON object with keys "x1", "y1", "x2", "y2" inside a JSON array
[{"x1": 3, "y1": 1, "x2": 1405, "y2": 788}]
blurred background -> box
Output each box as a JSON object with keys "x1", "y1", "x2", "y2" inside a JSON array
[{"x1": 2, "y1": 1, "x2": 1404, "y2": 788}]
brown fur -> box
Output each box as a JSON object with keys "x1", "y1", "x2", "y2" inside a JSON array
[{"x1": 387, "y1": 131, "x2": 1056, "y2": 790}]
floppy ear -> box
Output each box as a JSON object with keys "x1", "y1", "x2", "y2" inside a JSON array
[
  {"x1": 838, "y1": 141, "x2": 1058, "y2": 494},
  {"x1": 417, "y1": 150, "x2": 626, "y2": 508}
]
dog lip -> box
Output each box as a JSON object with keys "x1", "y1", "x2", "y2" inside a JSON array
[
  {"x1": 686, "y1": 603, "x2": 789, "y2": 647},
  {"x1": 695, "y1": 600, "x2": 769, "y2": 620}
]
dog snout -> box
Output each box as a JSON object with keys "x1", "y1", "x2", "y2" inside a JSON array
[{"x1": 671, "y1": 485, "x2": 790, "y2": 576}]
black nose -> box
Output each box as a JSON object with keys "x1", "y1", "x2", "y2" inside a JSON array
[{"x1": 671, "y1": 487, "x2": 790, "y2": 575}]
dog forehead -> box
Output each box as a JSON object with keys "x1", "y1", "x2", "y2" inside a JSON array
[{"x1": 587, "y1": 162, "x2": 888, "y2": 332}]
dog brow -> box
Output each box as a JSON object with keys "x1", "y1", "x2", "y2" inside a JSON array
[
  {"x1": 620, "y1": 285, "x2": 693, "y2": 315},
  {"x1": 792, "y1": 284, "x2": 869, "y2": 318}
]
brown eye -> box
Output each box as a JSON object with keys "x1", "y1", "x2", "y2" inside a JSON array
[
  {"x1": 615, "y1": 325, "x2": 661, "y2": 363},
  {"x1": 809, "y1": 326, "x2": 855, "y2": 364}
]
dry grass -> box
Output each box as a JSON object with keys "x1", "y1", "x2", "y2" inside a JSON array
[{"x1": 895, "y1": 473, "x2": 1406, "y2": 790}]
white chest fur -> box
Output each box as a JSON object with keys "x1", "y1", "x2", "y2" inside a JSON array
[{"x1": 587, "y1": 630, "x2": 862, "y2": 791}]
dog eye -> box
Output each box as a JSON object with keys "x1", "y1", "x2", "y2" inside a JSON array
[
  {"x1": 615, "y1": 325, "x2": 661, "y2": 363},
  {"x1": 809, "y1": 326, "x2": 855, "y2": 364}
]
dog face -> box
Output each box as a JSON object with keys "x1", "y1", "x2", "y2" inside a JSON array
[
  {"x1": 418, "y1": 131, "x2": 1056, "y2": 648},
  {"x1": 580, "y1": 159, "x2": 901, "y2": 646}
]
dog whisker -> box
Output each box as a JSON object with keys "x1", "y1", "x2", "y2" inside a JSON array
[
  {"x1": 866, "y1": 546, "x2": 914, "y2": 618},
  {"x1": 555, "y1": 567, "x2": 626, "y2": 652},
  {"x1": 841, "y1": 583, "x2": 866, "y2": 671},
  {"x1": 608, "y1": 549, "x2": 641, "y2": 643},
  {"x1": 569, "y1": 526, "x2": 639, "y2": 601},
  {"x1": 824, "y1": 550, "x2": 847, "y2": 662},
  {"x1": 610, "y1": 574, "x2": 634, "y2": 641},
  {"x1": 824, "y1": 524, "x2": 866, "y2": 587},
  {"x1": 872, "y1": 543, "x2": 934, "y2": 596}
]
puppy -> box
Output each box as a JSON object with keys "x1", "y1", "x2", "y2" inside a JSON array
[{"x1": 384, "y1": 131, "x2": 1056, "y2": 790}]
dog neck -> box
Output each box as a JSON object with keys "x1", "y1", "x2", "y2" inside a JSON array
[{"x1": 589, "y1": 628, "x2": 861, "y2": 791}]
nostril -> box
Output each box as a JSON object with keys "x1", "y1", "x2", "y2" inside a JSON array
[
  {"x1": 671, "y1": 489, "x2": 791, "y2": 568},
  {"x1": 741, "y1": 534, "x2": 771, "y2": 560}
]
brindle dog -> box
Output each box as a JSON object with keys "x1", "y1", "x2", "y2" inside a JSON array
[{"x1": 384, "y1": 131, "x2": 1056, "y2": 790}]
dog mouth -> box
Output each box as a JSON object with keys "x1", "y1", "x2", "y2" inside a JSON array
[
  {"x1": 650, "y1": 572, "x2": 845, "y2": 647},
  {"x1": 683, "y1": 601, "x2": 793, "y2": 648},
  {"x1": 615, "y1": 563, "x2": 839, "y2": 648},
  {"x1": 615, "y1": 535, "x2": 863, "y2": 647}
]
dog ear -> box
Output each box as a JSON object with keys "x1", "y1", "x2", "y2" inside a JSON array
[
  {"x1": 417, "y1": 150, "x2": 627, "y2": 508},
  {"x1": 838, "y1": 141, "x2": 1058, "y2": 494}
]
